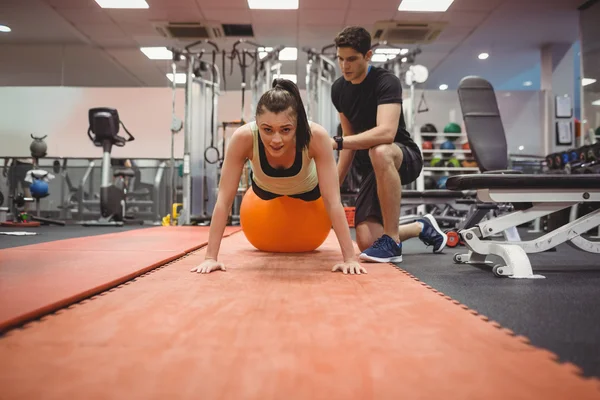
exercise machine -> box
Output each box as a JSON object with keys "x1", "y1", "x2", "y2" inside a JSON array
[
  {"x1": 27, "y1": 135, "x2": 66, "y2": 226},
  {"x1": 448, "y1": 76, "x2": 600, "y2": 279},
  {"x1": 81, "y1": 107, "x2": 139, "y2": 227},
  {"x1": 249, "y1": 43, "x2": 284, "y2": 119},
  {"x1": 304, "y1": 45, "x2": 339, "y2": 140},
  {"x1": 168, "y1": 40, "x2": 222, "y2": 225},
  {"x1": 1, "y1": 135, "x2": 65, "y2": 226}
]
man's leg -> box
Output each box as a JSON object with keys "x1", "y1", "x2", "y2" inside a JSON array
[
  {"x1": 355, "y1": 218, "x2": 383, "y2": 252},
  {"x1": 367, "y1": 143, "x2": 428, "y2": 243},
  {"x1": 353, "y1": 146, "x2": 404, "y2": 263},
  {"x1": 357, "y1": 144, "x2": 447, "y2": 262},
  {"x1": 353, "y1": 168, "x2": 382, "y2": 252},
  {"x1": 395, "y1": 144, "x2": 448, "y2": 253},
  {"x1": 368, "y1": 143, "x2": 404, "y2": 242}
]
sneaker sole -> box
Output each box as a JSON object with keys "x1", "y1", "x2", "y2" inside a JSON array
[
  {"x1": 359, "y1": 253, "x2": 403, "y2": 263},
  {"x1": 423, "y1": 214, "x2": 448, "y2": 253}
]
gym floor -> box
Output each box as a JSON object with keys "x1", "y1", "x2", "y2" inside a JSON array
[{"x1": 1, "y1": 224, "x2": 599, "y2": 398}]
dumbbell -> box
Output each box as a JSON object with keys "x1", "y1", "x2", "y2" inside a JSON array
[
  {"x1": 545, "y1": 154, "x2": 555, "y2": 169},
  {"x1": 445, "y1": 157, "x2": 460, "y2": 168}
]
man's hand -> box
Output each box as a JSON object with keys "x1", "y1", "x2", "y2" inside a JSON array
[
  {"x1": 332, "y1": 260, "x2": 367, "y2": 275},
  {"x1": 190, "y1": 259, "x2": 226, "y2": 274}
]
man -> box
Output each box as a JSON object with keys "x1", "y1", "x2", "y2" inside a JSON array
[
  {"x1": 3, "y1": 157, "x2": 34, "y2": 212},
  {"x1": 330, "y1": 26, "x2": 447, "y2": 263}
]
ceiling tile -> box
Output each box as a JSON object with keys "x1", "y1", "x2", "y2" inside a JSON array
[
  {"x1": 439, "y1": 11, "x2": 489, "y2": 28},
  {"x1": 106, "y1": 48, "x2": 154, "y2": 64},
  {"x1": 148, "y1": 0, "x2": 199, "y2": 8},
  {"x1": 57, "y1": 8, "x2": 114, "y2": 24},
  {"x1": 105, "y1": 8, "x2": 204, "y2": 23},
  {"x1": 201, "y1": 9, "x2": 252, "y2": 24},
  {"x1": 132, "y1": 35, "x2": 174, "y2": 47},
  {"x1": 421, "y1": 42, "x2": 458, "y2": 53},
  {"x1": 299, "y1": 9, "x2": 345, "y2": 26},
  {"x1": 299, "y1": 0, "x2": 350, "y2": 9},
  {"x1": 448, "y1": 0, "x2": 503, "y2": 12},
  {"x1": 0, "y1": 1, "x2": 89, "y2": 44},
  {"x1": 299, "y1": 26, "x2": 342, "y2": 48},
  {"x1": 194, "y1": 0, "x2": 249, "y2": 8},
  {"x1": 45, "y1": 0, "x2": 98, "y2": 9},
  {"x1": 75, "y1": 23, "x2": 129, "y2": 39},
  {"x1": 434, "y1": 26, "x2": 474, "y2": 44},
  {"x1": 250, "y1": 10, "x2": 298, "y2": 23},
  {"x1": 94, "y1": 37, "x2": 139, "y2": 47},
  {"x1": 344, "y1": 9, "x2": 397, "y2": 26},
  {"x1": 393, "y1": 11, "x2": 444, "y2": 22},
  {"x1": 61, "y1": 45, "x2": 142, "y2": 86},
  {"x1": 252, "y1": 24, "x2": 297, "y2": 44},
  {"x1": 352, "y1": 0, "x2": 400, "y2": 11},
  {"x1": 116, "y1": 22, "x2": 160, "y2": 36}
]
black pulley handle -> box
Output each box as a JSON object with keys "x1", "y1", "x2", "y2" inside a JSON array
[
  {"x1": 204, "y1": 50, "x2": 221, "y2": 165},
  {"x1": 240, "y1": 50, "x2": 247, "y2": 124}
]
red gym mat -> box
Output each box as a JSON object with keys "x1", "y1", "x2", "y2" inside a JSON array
[
  {"x1": 0, "y1": 226, "x2": 241, "y2": 332},
  {"x1": 0, "y1": 231, "x2": 598, "y2": 399}
]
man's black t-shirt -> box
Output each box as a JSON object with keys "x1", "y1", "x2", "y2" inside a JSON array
[{"x1": 331, "y1": 66, "x2": 418, "y2": 172}]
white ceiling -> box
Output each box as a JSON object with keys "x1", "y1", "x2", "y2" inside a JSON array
[{"x1": 0, "y1": 0, "x2": 595, "y2": 92}]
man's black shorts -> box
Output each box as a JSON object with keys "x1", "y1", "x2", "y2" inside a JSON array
[{"x1": 354, "y1": 143, "x2": 423, "y2": 226}]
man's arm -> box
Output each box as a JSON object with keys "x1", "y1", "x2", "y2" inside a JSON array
[
  {"x1": 336, "y1": 113, "x2": 356, "y2": 186},
  {"x1": 2, "y1": 158, "x2": 12, "y2": 177},
  {"x1": 334, "y1": 103, "x2": 401, "y2": 151}
]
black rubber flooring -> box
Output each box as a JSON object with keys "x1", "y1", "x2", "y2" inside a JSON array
[
  {"x1": 396, "y1": 233, "x2": 600, "y2": 379},
  {"x1": 0, "y1": 224, "x2": 151, "y2": 249}
]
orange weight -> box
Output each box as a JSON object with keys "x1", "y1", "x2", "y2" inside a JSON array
[
  {"x1": 445, "y1": 230, "x2": 460, "y2": 248},
  {"x1": 239, "y1": 187, "x2": 332, "y2": 253}
]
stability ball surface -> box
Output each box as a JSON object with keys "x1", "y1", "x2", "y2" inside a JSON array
[
  {"x1": 240, "y1": 187, "x2": 332, "y2": 253},
  {"x1": 30, "y1": 179, "x2": 49, "y2": 197}
]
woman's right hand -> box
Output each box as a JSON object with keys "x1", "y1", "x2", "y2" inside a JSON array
[
  {"x1": 332, "y1": 260, "x2": 367, "y2": 275},
  {"x1": 190, "y1": 259, "x2": 226, "y2": 274}
]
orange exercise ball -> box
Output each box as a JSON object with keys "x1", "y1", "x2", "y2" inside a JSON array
[{"x1": 239, "y1": 187, "x2": 332, "y2": 253}]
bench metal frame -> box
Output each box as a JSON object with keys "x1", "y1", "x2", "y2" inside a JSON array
[{"x1": 453, "y1": 188, "x2": 600, "y2": 279}]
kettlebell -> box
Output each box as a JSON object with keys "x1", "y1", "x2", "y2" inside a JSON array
[{"x1": 30, "y1": 134, "x2": 48, "y2": 158}]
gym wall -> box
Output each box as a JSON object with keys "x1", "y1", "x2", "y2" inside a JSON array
[
  {"x1": 0, "y1": 87, "x2": 290, "y2": 159},
  {"x1": 411, "y1": 89, "x2": 544, "y2": 156},
  {"x1": 584, "y1": 90, "x2": 600, "y2": 134},
  {"x1": 0, "y1": 86, "x2": 544, "y2": 159}
]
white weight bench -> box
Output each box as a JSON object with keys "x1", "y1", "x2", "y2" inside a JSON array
[
  {"x1": 449, "y1": 75, "x2": 600, "y2": 278},
  {"x1": 447, "y1": 174, "x2": 600, "y2": 279}
]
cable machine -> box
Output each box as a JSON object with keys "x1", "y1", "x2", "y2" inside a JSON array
[
  {"x1": 166, "y1": 40, "x2": 287, "y2": 226},
  {"x1": 168, "y1": 39, "x2": 222, "y2": 225},
  {"x1": 304, "y1": 44, "x2": 339, "y2": 139}
]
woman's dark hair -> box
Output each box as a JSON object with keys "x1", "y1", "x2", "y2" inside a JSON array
[
  {"x1": 334, "y1": 26, "x2": 371, "y2": 56},
  {"x1": 255, "y1": 78, "x2": 311, "y2": 151}
]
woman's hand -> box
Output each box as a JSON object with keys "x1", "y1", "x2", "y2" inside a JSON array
[
  {"x1": 332, "y1": 260, "x2": 367, "y2": 275},
  {"x1": 190, "y1": 259, "x2": 226, "y2": 274}
]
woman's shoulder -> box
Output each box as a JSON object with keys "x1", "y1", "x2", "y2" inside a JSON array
[
  {"x1": 307, "y1": 122, "x2": 331, "y2": 158},
  {"x1": 308, "y1": 121, "x2": 328, "y2": 139},
  {"x1": 228, "y1": 122, "x2": 255, "y2": 156},
  {"x1": 229, "y1": 121, "x2": 257, "y2": 143}
]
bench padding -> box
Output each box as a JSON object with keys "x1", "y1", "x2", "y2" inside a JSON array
[{"x1": 447, "y1": 174, "x2": 600, "y2": 190}]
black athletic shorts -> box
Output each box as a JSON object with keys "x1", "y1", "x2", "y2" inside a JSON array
[
  {"x1": 354, "y1": 143, "x2": 423, "y2": 226},
  {"x1": 251, "y1": 179, "x2": 321, "y2": 202},
  {"x1": 8, "y1": 161, "x2": 33, "y2": 190}
]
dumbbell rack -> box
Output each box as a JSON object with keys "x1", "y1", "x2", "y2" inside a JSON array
[{"x1": 414, "y1": 131, "x2": 479, "y2": 191}]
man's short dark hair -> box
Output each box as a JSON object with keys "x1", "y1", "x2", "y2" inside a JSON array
[{"x1": 334, "y1": 26, "x2": 371, "y2": 56}]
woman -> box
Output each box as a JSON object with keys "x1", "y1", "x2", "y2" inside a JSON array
[{"x1": 191, "y1": 79, "x2": 365, "y2": 275}]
